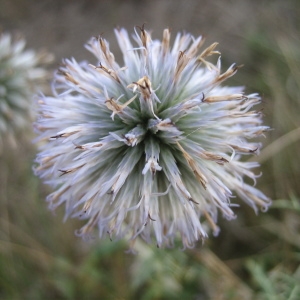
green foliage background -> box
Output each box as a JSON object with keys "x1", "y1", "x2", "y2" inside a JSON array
[{"x1": 0, "y1": 0, "x2": 299, "y2": 299}]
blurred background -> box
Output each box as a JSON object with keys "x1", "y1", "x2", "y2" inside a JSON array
[{"x1": 0, "y1": 0, "x2": 299, "y2": 299}]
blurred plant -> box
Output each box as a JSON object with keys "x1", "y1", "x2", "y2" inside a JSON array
[
  {"x1": 247, "y1": 260, "x2": 300, "y2": 300},
  {"x1": 0, "y1": 31, "x2": 53, "y2": 150},
  {"x1": 34, "y1": 26, "x2": 270, "y2": 249},
  {"x1": 131, "y1": 240, "x2": 254, "y2": 300},
  {"x1": 245, "y1": 195, "x2": 300, "y2": 300},
  {"x1": 244, "y1": 27, "x2": 300, "y2": 200}
]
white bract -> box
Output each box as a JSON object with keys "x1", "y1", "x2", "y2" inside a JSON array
[
  {"x1": 0, "y1": 32, "x2": 52, "y2": 148},
  {"x1": 34, "y1": 26, "x2": 271, "y2": 249}
]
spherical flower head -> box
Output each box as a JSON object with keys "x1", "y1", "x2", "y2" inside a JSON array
[
  {"x1": 0, "y1": 32, "x2": 53, "y2": 148},
  {"x1": 34, "y1": 26, "x2": 271, "y2": 249}
]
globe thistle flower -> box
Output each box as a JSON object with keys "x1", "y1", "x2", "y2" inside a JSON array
[
  {"x1": 0, "y1": 32, "x2": 52, "y2": 149},
  {"x1": 34, "y1": 26, "x2": 271, "y2": 249}
]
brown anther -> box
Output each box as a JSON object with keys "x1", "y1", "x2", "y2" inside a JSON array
[
  {"x1": 189, "y1": 198, "x2": 199, "y2": 204},
  {"x1": 91, "y1": 63, "x2": 120, "y2": 82},
  {"x1": 83, "y1": 196, "x2": 95, "y2": 212},
  {"x1": 58, "y1": 69, "x2": 79, "y2": 85},
  {"x1": 148, "y1": 212, "x2": 156, "y2": 221},
  {"x1": 186, "y1": 37, "x2": 205, "y2": 57},
  {"x1": 105, "y1": 97, "x2": 120, "y2": 112},
  {"x1": 128, "y1": 76, "x2": 152, "y2": 100},
  {"x1": 229, "y1": 144, "x2": 259, "y2": 154},
  {"x1": 73, "y1": 141, "x2": 85, "y2": 150},
  {"x1": 50, "y1": 130, "x2": 79, "y2": 139},
  {"x1": 158, "y1": 120, "x2": 174, "y2": 127},
  {"x1": 162, "y1": 28, "x2": 171, "y2": 56},
  {"x1": 175, "y1": 50, "x2": 190, "y2": 80},
  {"x1": 197, "y1": 42, "x2": 220, "y2": 60},
  {"x1": 214, "y1": 64, "x2": 243, "y2": 83},
  {"x1": 201, "y1": 151, "x2": 229, "y2": 164},
  {"x1": 204, "y1": 94, "x2": 245, "y2": 103},
  {"x1": 105, "y1": 95, "x2": 137, "y2": 119},
  {"x1": 74, "y1": 144, "x2": 85, "y2": 150},
  {"x1": 135, "y1": 23, "x2": 149, "y2": 49},
  {"x1": 58, "y1": 169, "x2": 72, "y2": 176},
  {"x1": 123, "y1": 134, "x2": 135, "y2": 145},
  {"x1": 95, "y1": 35, "x2": 115, "y2": 66},
  {"x1": 58, "y1": 164, "x2": 85, "y2": 177},
  {"x1": 91, "y1": 143, "x2": 103, "y2": 148},
  {"x1": 176, "y1": 141, "x2": 207, "y2": 189},
  {"x1": 50, "y1": 133, "x2": 65, "y2": 139},
  {"x1": 81, "y1": 212, "x2": 100, "y2": 235}
]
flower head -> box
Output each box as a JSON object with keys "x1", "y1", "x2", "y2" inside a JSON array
[
  {"x1": 0, "y1": 32, "x2": 52, "y2": 148},
  {"x1": 34, "y1": 26, "x2": 271, "y2": 249}
]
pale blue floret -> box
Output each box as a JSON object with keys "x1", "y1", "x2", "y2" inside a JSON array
[{"x1": 34, "y1": 26, "x2": 271, "y2": 249}]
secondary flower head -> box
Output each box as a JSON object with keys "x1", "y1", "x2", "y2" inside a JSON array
[
  {"x1": 0, "y1": 32, "x2": 52, "y2": 148},
  {"x1": 34, "y1": 26, "x2": 271, "y2": 249}
]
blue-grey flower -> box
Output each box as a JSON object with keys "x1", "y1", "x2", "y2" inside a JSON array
[
  {"x1": 0, "y1": 32, "x2": 52, "y2": 148},
  {"x1": 34, "y1": 26, "x2": 271, "y2": 249}
]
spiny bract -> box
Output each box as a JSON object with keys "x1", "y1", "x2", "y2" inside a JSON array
[{"x1": 34, "y1": 26, "x2": 271, "y2": 249}]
